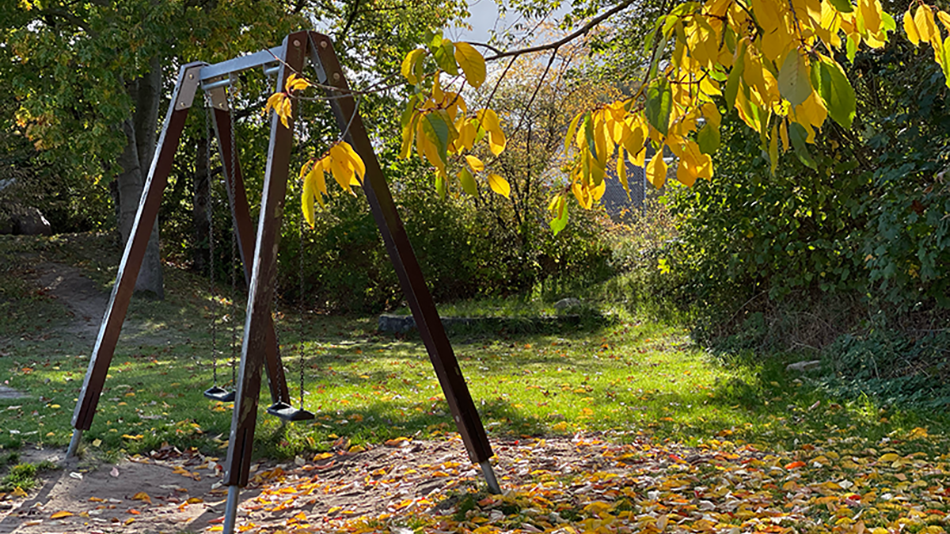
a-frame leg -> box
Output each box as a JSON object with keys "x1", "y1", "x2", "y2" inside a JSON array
[
  {"x1": 307, "y1": 32, "x2": 498, "y2": 489},
  {"x1": 221, "y1": 32, "x2": 309, "y2": 534},
  {"x1": 207, "y1": 96, "x2": 291, "y2": 406},
  {"x1": 67, "y1": 63, "x2": 205, "y2": 457}
]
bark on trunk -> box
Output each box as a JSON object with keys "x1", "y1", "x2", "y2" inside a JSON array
[{"x1": 115, "y1": 56, "x2": 164, "y2": 299}]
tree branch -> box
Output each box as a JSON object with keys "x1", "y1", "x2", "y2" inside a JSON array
[
  {"x1": 338, "y1": 0, "x2": 362, "y2": 42},
  {"x1": 483, "y1": 0, "x2": 637, "y2": 61},
  {"x1": 41, "y1": 7, "x2": 95, "y2": 34}
]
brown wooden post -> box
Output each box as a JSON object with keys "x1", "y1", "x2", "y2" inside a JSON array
[
  {"x1": 222, "y1": 32, "x2": 309, "y2": 490},
  {"x1": 307, "y1": 32, "x2": 495, "y2": 467},
  {"x1": 68, "y1": 63, "x2": 204, "y2": 456}
]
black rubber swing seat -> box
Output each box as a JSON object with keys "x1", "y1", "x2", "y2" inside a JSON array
[
  {"x1": 266, "y1": 401, "x2": 315, "y2": 422},
  {"x1": 204, "y1": 386, "x2": 236, "y2": 402}
]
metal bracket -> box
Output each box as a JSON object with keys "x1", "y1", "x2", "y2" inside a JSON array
[
  {"x1": 175, "y1": 63, "x2": 205, "y2": 110},
  {"x1": 205, "y1": 76, "x2": 230, "y2": 111}
]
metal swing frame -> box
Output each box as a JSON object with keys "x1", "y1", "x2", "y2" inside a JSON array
[{"x1": 66, "y1": 31, "x2": 499, "y2": 533}]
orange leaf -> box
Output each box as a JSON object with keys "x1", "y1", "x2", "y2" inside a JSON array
[
  {"x1": 50, "y1": 511, "x2": 74, "y2": 519},
  {"x1": 784, "y1": 461, "x2": 806, "y2": 469},
  {"x1": 131, "y1": 491, "x2": 152, "y2": 504}
]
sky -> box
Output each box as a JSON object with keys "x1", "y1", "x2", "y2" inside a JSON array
[{"x1": 448, "y1": 0, "x2": 502, "y2": 44}]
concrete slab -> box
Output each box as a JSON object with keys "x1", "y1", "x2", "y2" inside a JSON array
[{"x1": 0, "y1": 384, "x2": 26, "y2": 400}]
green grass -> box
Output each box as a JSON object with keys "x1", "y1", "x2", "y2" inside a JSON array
[
  {"x1": 0, "y1": 461, "x2": 57, "y2": 492},
  {"x1": 1, "y1": 232, "x2": 948, "y2": 463}
]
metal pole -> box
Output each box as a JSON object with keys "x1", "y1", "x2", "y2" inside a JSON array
[
  {"x1": 222, "y1": 485, "x2": 241, "y2": 534},
  {"x1": 66, "y1": 429, "x2": 82, "y2": 458},
  {"x1": 480, "y1": 460, "x2": 501, "y2": 494}
]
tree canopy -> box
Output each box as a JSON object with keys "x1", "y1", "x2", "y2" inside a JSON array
[{"x1": 282, "y1": 0, "x2": 950, "y2": 234}]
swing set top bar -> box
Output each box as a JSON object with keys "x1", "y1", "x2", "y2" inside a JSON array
[{"x1": 199, "y1": 45, "x2": 286, "y2": 84}]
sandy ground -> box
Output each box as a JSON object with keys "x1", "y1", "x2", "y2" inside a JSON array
[{"x1": 0, "y1": 435, "x2": 608, "y2": 534}]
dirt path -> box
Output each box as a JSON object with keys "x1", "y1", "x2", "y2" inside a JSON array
[
  {"x1": 33, "y1": 262, "x2": 109, "y2": 341},
  {"x1": 29, "y1": 260, "x2": 176, "y2": 347}
]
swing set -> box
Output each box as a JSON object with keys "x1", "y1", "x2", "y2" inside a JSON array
[{"x1": 66, "y1": 31, "x2": 499, "y2": 534}]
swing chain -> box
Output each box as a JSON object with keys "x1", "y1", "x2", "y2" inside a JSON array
[
  {"x1": 298, "y1": 131, "x2": 308, "y2": 408},
  {"x1": 228, "y1": 77, "x2": 239, "y2": 387},
  {"x1": 205, "y1": 96, "x2": 219, "y2": 387}
]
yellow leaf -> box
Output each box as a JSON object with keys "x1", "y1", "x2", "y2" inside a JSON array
[
  {"x1": 905, "y1": 9, "x2": 921, "y2": 46},
  {"x1": 328, "y1": 145, "x2": 356, "y2": 193},
  {"x1": 915, "y1": 5, "x2": 936, "y2": 44},
  {"x1": 12, "y1": 486, "x2": 28, "y2": 498},
  {"x1": 878, "y1": 453, "x2": 900, "y2": 463},
  {"x1": 458, "y1": 118, "x2": 477, "y2": 151},
  {"x1": 646, "y1": 149, "x2": 667, "y2": 188},
  {"x1": 301, "y1": 164, "x2": 317, "y2": 227},
  {"x1": 676, "y1": 158, "x2": 699, "y2": 187},
  {"x1": 285, "y1": 73, "x2": 311, "y2": 92},
  {"x1": 132, "y1": 491, "x2": 152, "y2": 504},
  {"x1": 265, "y1": 92, "x2": 284, "y2": 114},
  {"x1": 187, "y1": 497, "x2": 204, "y2": 504},
  {"x1": 348, "y1": 445, "x2": 366, "y2": 454},
  {"x1": 51, "y1": 511, "x2": 73, "y2": 519},
  {"x1": 338, "y1": 142, "x2": 366, "y2": 182},
  {"x1": 454, "y1": 41, "x2": 487, "y2": 88},
  {"x1": 617, "y1": 148, "x2": 629, "y2": 197},
  {"x1": 401, "y1": 49, "x2": 425, "y2": 84},
  {"x1": 488, "y1": 129, "x2": 507, "y2": 156},
  {"x1": 465, "y1": 154, "x2": 484, "y2": 172},
  {"x1": 566, "y1": 113, "x2": 584, "y2": 151},
  {"x1": 278, "y1": 97, "x2": 292, "y2": 129},
  {"x1": 486, "y1": 173, "x2": 510, "y2": 198},
  {"x1": 477, "y1": 108, "x2": 500, "y2": 132},
  {"x1": 125, "y1": 517, "x2": 135, "y2": 525}
]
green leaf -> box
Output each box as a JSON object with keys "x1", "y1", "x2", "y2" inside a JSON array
[
  {"x1": 550, "y1": 196, "x2": 569, "y2": 235},
  {"x1": 459, "y1": 167, "x2": 477, "y2": 195},
  {"x1": 778, "y1": 51, "x2": 812, "y2": 107},
  {"x1": 725, "y1": 43, "x2": 746, "y2": 109},
  {"x1": 697, "y1": 122, "x2": 721, "y2": 154},
  {"x1": 420, "y1": 112, "x2": 449, "y2": 167},
  {"x1": 434, "y1": 38, "x2": 458, "y2": 76},
  {"x1": 941, "y1": 39, "x2": 950, "y2": 88},
  {"x1": 435, "y1": 172, "x2": 447, "y2": 199},
  {"x1": 583, "y1": 112, "x2": 597, "y2": 160},
  {"x1": 788, "y1": 122, "x2": 817, "y2": 169},
  {"x1": 816, "y1": 59, "x2": 856, "y2": 129},
  {"x1": 881, "y1": 11, "x2": 896, "y2": 31},
  {"x1": 827, "y1": 0, "x2": 854, "y2": 13},
  {"x1": 846, "y1": 34, "x2": 858, "y2": 62},
  {"x1": 645, "y1": 78, "x2": 673, "y2": 136}
]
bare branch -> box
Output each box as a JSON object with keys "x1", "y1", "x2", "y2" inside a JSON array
[
  {"x1": 483, "y1": 0, "x2": 637, "y2": 62},
  {"x1": 338, "y1": 0, "x2": 363, "y2": 43}
]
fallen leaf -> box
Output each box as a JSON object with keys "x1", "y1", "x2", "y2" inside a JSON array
[
  {"x1": 110, "y1": 467, "x2": 119, "y2": 478},
  {"x1": 50, "y1": 511, "x2": 74, "y2": 519},
  {"x1": 131, "y1": 492, "x2": 152, "y2": 504}
]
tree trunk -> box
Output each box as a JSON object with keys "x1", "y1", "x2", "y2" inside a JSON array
[{"x1": 115, "y1": 57, "x2": 164, "y2": 299}]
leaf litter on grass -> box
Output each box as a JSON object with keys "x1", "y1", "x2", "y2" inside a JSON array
[{"x1": 200, "y1": 428, "x2": 949, "y2": 534}]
